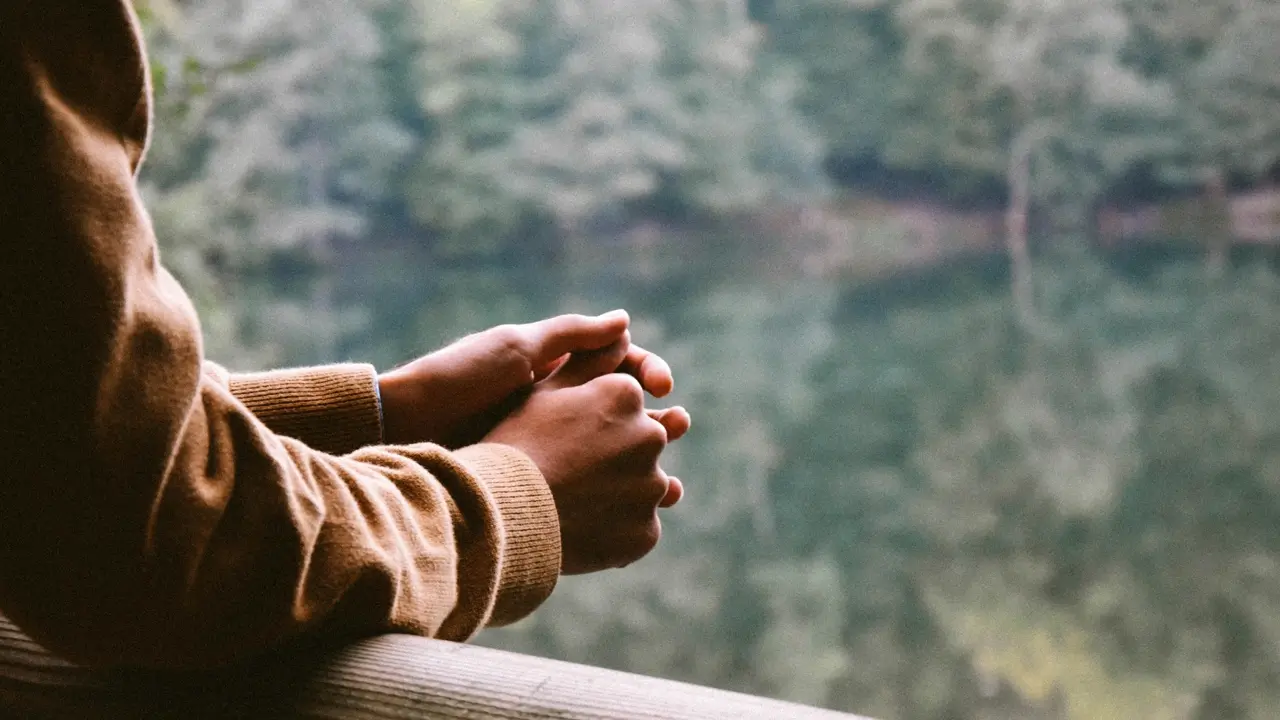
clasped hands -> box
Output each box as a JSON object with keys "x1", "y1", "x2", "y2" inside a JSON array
[{"x1": 377, "y1": 310, "x2": 689, "y2": 575}]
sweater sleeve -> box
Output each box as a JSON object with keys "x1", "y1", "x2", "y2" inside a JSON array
[
  {"x1": 212, "y1": 363, "x2": 386, "y2": 455},
  {"x1": 0, "y1": 0, "x2": 559, "y2": 671}
]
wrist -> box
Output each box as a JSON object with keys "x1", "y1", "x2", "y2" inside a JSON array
[
  {"x1": 375, "y1": 369, "x2": 417, "y2": 445},
  {"x1": 373, "y1": 376, "x2": 386, "y2": 440}
]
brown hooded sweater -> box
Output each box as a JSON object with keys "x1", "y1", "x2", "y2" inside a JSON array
[{"x1": 0, "y1": 0, "x2": 560, "y2": 670}]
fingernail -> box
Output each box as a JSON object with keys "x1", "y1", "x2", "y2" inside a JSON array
[{"x1": 599, "y1": 309, "x2": 629, "y2": 321}]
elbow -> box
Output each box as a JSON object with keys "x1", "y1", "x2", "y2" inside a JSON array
[
  {"x1": 0, "y1": 588, "x2": 280, "y2": 672},
  {"x1": 0, "y1": 542, "x2": 262, "y2": 671},
  {"x1": 0, "y1": 573, "x2": 162, "y2": 670}
]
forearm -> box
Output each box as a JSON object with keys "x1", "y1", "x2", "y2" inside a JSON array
[{"x1": 0, "y1": 0, "x2": 558, "y2": 670}]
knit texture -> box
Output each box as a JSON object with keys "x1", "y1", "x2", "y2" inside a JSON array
[
  {"x1": 454, "y1": 445, "x2": 563, "y2": 628},
  {"x1": 228, "y1": 364, "x2": 384, "y2": 454},
  {"x1": 0, "y1": 0, "x2": 560, "y2": 671}
]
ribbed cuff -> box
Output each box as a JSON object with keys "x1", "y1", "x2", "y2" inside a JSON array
[
  {"x1": 228, "y1": 364, "x2": 384, "y2": 455},
  {"x1": 453, "y1": 444, "x2": 561, "y2": 627}
]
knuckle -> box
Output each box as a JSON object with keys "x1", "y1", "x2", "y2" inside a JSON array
[
  {"x1": 639, "y1": 420, "x2": 668, "y2": 455},
  {"x1": 642, "y1": 471, "x2": 669, "y2": 504},
  {"x1": 646, "y1": 415, "x2": 668, "y2": 441},
  {"x1": 637, "y1": 516, "x2": 662, "y2": 556},
  {"x1": 491, "y1": 324, "x2": 531, "y2": 366},
  {"x1": 490, "y1": 324, "x2": 524, "y2": 352},
  {"x1": 601, "y1": 373, "x2": 644, "y2": 408},
  {"x1": 617, "y1": 517, "x2": 661, "y2": 569}
]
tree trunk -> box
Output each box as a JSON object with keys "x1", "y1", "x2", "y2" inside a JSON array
[
  {"x1": 1204, "y1": 168, "x2": 1231, "y2": 278},
  {"x1": 1005, "y1": 127, "x2": 1039, "y2": 331}
]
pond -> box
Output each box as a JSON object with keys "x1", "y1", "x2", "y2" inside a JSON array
[{"x1": 220, "y1": 234, "x2": 1280, "y2": 720}]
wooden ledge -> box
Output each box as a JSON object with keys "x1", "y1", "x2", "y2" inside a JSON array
[{"x1": 0, "y1": 614, "x2": 870, "y2": 719}]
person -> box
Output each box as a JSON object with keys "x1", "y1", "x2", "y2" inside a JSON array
[{"x1": 0, "y1": 0, "x2": 690, "y2": 670}]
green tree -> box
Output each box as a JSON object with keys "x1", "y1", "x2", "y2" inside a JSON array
[
  {"x1": 137, "y1": 0, "x2": 411, "y2": 365},
  {"x1": 764, "y1": 0, "x2": 904, "y2": 167},
  {"x1": 404, "y1": 0, "x2": 530, "y2": 257},
  {"x1": 1186, "y1": 4, "x2": 1280, "y2": 267},
  {"x1": 408, "y1": 0, "x2": 824, "y2": 257},
  {"x1": 892, "y1": 0, "x2": 1157, "y2": 328},
  {"x1": 1118, "y1": 0, "x2": 1280, "y2": 273}
]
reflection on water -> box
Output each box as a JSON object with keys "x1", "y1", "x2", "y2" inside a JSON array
[{"x1": 244, "y1": 236, "x2": 1280, "y2": 720}]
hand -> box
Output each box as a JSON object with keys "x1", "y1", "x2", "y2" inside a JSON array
[
  {"x1": 378, "y1": 311, "x2": 675, "y2": 448},
  {"x1": 483, "y1": 338, "x2": 690, "y2": 575}
]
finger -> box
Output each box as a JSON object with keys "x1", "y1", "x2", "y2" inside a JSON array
[
  {"x1": 542, "y1": 332, "x2": 632, "y2": 389},
  {"x1": 533, "y1": 353, "x2": 569, "y2": 381},
  {"x1": 629, "y1": 514, "x2": 662, "y2": 566},
  {"x1": 614, "y1": 504, "x2": 664, "y2": 570},
  {"x1": 435, "y1": 385, "x2": 535, "y2": 449},
  {"x1": 646, "y1": 406, "x2": 691, "y2": 442},
  {"x1": 524, "y1": 310, "x2": 630, "y2": 368},
  {"x1": 618, "y1": 345, "x2": 674, "y2": 398},
  {"x1": 659, "y1": 476, "x2": 684, "y2": 508}
]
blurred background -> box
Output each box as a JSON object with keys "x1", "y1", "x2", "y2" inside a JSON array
[{"x1": 132, "y1": 0, "x2": 1280, "y2": 718}]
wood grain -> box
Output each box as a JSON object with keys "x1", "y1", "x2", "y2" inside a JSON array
[{"x1": 0, "y1": 614, "x2": 871, "y2": 719}]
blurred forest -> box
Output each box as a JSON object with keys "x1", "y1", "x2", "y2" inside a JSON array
[{"x1": 132, "y1": 0, "x2": 1280, "y2": 718}]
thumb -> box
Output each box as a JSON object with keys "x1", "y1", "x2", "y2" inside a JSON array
[
  {"x1": 542, "y1": 331, "x2": 631, "y2": 389},
  {"x1": 659, "y1": 477, "x2": 684, "y2": 508},
  {"x1": 525, "y1": 310, "x2": 630, "y2": 369}
]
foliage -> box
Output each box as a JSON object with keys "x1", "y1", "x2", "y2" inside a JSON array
[
  {"x1": 423, "y1": 242, "x2": 1280, "y2": 720},
  {"x1": 1185, "y1": 3, "x2": 1280, "y2": 181},
  {"x1": 1107, "y1": 0, "x2": 1280, "y2": 263},
  {"x1": 408, "y1": 0, "x2": 825, "y2": 256},
  {"x1": 125, "y1": 0, "x2": 1280, "y2": 718},
  {"x1": 766, "y1": 0, "x2": 902, "y2": 163},
  {"x1": 136, "y1": 0, "x2": 408, "y2": 365}
]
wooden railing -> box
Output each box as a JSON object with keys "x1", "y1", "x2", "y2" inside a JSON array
[{"x1": 0, "y1": 614, "x2": 871, "y2": 719}]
